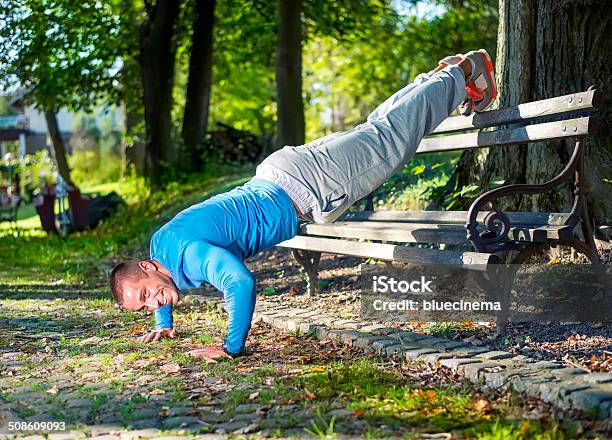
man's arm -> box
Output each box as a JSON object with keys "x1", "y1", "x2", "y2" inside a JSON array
[
  {"x1": 155, "y1": 304, "x2": 174, "y2": 329},
  {"x1": 184, "y1": 241, "x2": 256, "y2": 355},
  {"x1": 139, "y1": 305, "x2": 176, "y2": 343},
  {"x1": 155, "y1": 304, "x2": 174, "y2": 330}
]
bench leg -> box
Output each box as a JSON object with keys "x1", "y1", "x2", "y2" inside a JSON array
[
  {"x1": 492, "y1": 266, "x2": 518, "y2": 337},
  {"x1": 477, "y1": 248, "x2": 542, "y2": 336},
  {"x1": 291, "y1": 250, "x2": 321, "y2": 297},
  {"x1": 475, "y1": 263, "x2": 515, "y2": 337}
]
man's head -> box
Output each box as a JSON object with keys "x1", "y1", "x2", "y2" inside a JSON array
[{"x1": 110, "y1": 260, "x2": 179, "y2": 311}]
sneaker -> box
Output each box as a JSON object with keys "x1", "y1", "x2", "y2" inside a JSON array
[
  {"x1": 460, "y1": 49, "x2": 497, "y2": 114},
  {"x1": 438, "y1": 54, "x2": 463, "y2": 67}
]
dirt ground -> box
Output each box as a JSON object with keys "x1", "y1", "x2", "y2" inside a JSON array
[{"x1": 242, "y1": 247, "x2": 612, "y2": 374}]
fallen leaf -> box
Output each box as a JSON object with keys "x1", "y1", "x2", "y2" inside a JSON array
[
  {"x1": 304, "y1": 389, "x2": 317, "y2": 400},
  {"x1": 518, "y1": 421, "x2": 531, "y2": 437},
  {"x1": 353, "y1": 408, "x2": 365, "y2": 418},
  {"x1": 473, "y1": 398, "x2": 490, "y2": 412},
  {"x1": 128, "y1": 324, "x2": 146, "y2": 335},
  {"x1": 248, "y1": 391, "x2": 260, "y2": 400},
  {"x1": 310, "y1": 366, "x2": 327, "y2": 373},
  {"x1": 46, "y1": 386, "x2": 58, "y2": 395},
  {"x1": 160, "y1": 362, "x2": 181, "y2": 374},
  {"x1": 149, "y1": 388, "x2": 166, "y2": 395}
]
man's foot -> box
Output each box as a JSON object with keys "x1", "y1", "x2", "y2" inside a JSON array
[
  {"x1": 438, "y1": 54, "x2": 463, "y2": 67},
  {"x1": 433, "y1": 54, "x2": 463, "y2": 72},
  {"x1": 458, "y1": 49, "x2": 497, "y2": 115}
]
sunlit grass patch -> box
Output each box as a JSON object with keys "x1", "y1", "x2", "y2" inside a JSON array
[
  {"x1": 251, "y1": 358, "x2": 586, "y2": 438},
  {"x1": 0, "y1": 173, "x2": 251, "y2": 285},
  {"x1": 474, "y1": 419, "x2": 582, "y2": 440},
  {"x1": 421, "y1": 321, "x2": 465, "y2": 337}
]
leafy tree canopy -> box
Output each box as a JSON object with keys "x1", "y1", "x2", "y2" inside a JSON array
[{"x1": 0, "y1": 0, "x2": 123, "y2": 111}]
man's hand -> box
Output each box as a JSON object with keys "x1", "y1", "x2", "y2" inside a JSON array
[
  {"x1": 187, "y1": 345, "x2": 230, "y2": 362},
  {"x1": 140, "y1": 328, "x2": 176, "y2": 343}
]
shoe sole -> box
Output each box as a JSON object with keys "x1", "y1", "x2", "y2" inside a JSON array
[
  {"x1": 473, "y1": 49, "x2": 497, "y2": 112},
  {"x1": 479, "y1": 49, "x2": 497, "y2": 100}
]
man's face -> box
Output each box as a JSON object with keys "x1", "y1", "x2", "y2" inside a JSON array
[{"x1": 121, "y1": 261, "x2": 180, "y2": 312}]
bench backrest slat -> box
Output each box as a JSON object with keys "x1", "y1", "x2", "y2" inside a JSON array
[
  {"x1": 342, "y1": 210, "x2": 572, "y2": 226},
  {"x1": 416, "y1": 117, "x2": 592, "y2": 154},
  {"x1": 432, "y1": 89, "x2": 598, "y2": 134}
]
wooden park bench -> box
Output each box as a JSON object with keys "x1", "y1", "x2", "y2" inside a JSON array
[{"x1": 278, "y1": 88, "x2": 602, "y2": 329}]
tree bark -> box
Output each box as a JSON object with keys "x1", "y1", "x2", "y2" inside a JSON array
[
  {"x1": 139, "y1": 0, "x2": 180, "y2": 187},
  {"x1": 477, "y1": 0, "x2": 534, "y2": 211},
  {"x1": 449, "y1": 0, "x2": 612, "y2": 229},
  {"x1": 275, "y1": 0, "x2": 305, "y2": 148},
  {"x1": 181, "y1": 0, "x2": 215, "y2": 172},
  {"x1": 44, "y1": 109, "x2": 73, "y2": 185},
  {"x1": 124, "y1": 103, "x2": 146, "y2": 175}
]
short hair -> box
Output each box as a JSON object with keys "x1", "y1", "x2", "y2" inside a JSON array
[{"x1": 109, "y1": 261, "x2": 148, "y2": 305}]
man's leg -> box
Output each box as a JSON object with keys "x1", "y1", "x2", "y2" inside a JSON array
[
  {"x1": 300, "y1": 64, "x2": 468, "y2": 224},
  {"x1": 257, "y1": 62, "x2": 472, "y2": 223},
  {"x1": 299, "y1": 71, "x2": 435, "y2": 151}
]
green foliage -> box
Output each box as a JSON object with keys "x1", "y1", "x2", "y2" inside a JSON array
[
  {"x1": 0, "y1": 0, "x2": 122, "y2": 111},
  {"x1": 0, "y1": 95, "x2": 18, "y2": 115},
  {"x1": 371, "y1": 152, "x2": 459, "y2": 211},
  {"x1": 304, "y1": 413, "x2": 337, "y2": 439},
  {"x1": 0, "y1": 172, "x2": 251, "y2": 285},
  {"x1": 208, "y1": 0, "x2": 277, "y2": 136},
  {"x1": 16, "y1": 150, "x2": 57, "y2": 193},
  {"x1": 261, "y1": 287, "x2": 277, "y2": 296},
  {"x1": 443, "y1": 175, "x2": 505, "y2": 210},
  {"x1": 423, "y1": 321, "x2": 462, "y2": 337},
  {"x1": 1, "y1": 0, "x2": 499, "y2": 201},
  {"x1": 69, "y1": 150, "x2": 122, "y2": 187},
  {"x1": 303, "y1": 0, "x2": 498, "y2": 141}
]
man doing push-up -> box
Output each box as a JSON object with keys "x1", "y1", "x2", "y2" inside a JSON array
[{"x1": 109, "y1": 50, "x2": 497, "y2": 360}]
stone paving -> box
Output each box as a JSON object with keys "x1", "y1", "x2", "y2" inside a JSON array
[
  {"x1": 0, "y1": 338, "x2": 331, "y2": 439},
  {"x1": 236, "y1": 298, "x2": 612, "y2": 422},
  {"x1": 2, "y1": 287, "x2": 611, "y2": 439}
]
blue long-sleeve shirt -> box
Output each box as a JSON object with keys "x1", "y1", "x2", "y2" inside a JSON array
[{"x1": 150, "y1": 178, "x2": 298, "y2": 354}]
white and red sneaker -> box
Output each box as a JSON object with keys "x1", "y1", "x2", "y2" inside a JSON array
[
  {"x1": 437, "y1": 53, "x2": 463, "y2": 68},
  {"x1": 459, "y1": 49, "x2": 497, "y2": 115}
]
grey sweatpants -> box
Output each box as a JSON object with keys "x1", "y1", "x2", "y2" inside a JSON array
[{"x1": 256, "y1": 65, "x2": 467, "y2": 224}]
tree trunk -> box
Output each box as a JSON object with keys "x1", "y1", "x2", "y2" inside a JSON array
[
  {"x1": 275, "y1": 0, "x2": 305, "y2": 148},
  {"x1": 124, "y1": 103, "x2": 146, "y2": 175},
  {"x1": 449, "y1": 0, "x2": 612, "y2": 229},
  {"x1": 477, "y1": 0, "x2": 534, "y2": 211},
  {"x1": 44, "y1": 109, "x2": 73, "y2": 185},
  {"x1": 139, "y1": 0, "x2": 180, "y2": 187},
  {"x1": 181, "y1": 0, "x2": 215, "y2": 172}
]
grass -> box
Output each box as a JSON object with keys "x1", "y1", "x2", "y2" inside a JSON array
[
  {"x1": 0, "y1": 166, "x2": 605, "y2": 438},
  {"x1": 0, "y1": 171, "x2": 252, "y2": 285}
]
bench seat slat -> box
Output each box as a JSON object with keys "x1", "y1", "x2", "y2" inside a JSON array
[
  {"x1": 301, "y1": 221, "x2": 572, "y2": 244},
  {"x1": 278, "y1": 236, "x2": 495, "y2": 269},
  {"x1": 432, "y1": 89, "x2": 598, "y2": 134},
  {"x1": 303, "y1": 222, "x2": 467, "y2": 244},
  {"x1": 417, "y1": 117, "x2": 592, "y2": 154},
  {"x1": 342, "y1": 210, "x2": 572, "y2": 226}
]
